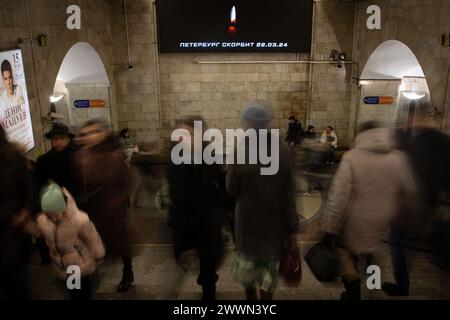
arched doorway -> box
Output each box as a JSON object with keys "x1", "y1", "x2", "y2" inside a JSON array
[
  {"x1": 357, "y1": 40, "x2": 431, "y2": 129},
  {"x1": 50, "y1": 42, "x2": 111, "y2": 129}
]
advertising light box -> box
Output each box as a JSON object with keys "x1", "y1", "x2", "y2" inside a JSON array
[{"x1": 0, "y1": 48, "x2": 35, "y2": 152}]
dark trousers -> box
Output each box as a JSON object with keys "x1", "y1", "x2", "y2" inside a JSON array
[
  {"x1": 196, "y1": 214, "x2": 224, "y2": 290},
  {"x1": 390, "y1": 228, "x2": 410, "y2": 293},
  {"x1": 36, "y1": 238, "x2": 51, "y2": 263},
  {"x1": 173, "y1": 209, "x2": 225, "y2": 295},
  {"x1": 122, "y1": 255, "x2": 133, "y2": 274},
  {"x1": 0, "y1": 268, "x2": 30, "y2": 300},
  {"x1": 67, "y1": 275, "x2": 93, "y2": 300},
  {"x1": 324, "y1": 147, "x2": 335, "y2": 163}
]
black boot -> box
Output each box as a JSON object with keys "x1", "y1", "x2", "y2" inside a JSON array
[
  {"x1": 117, "y1": 258, "x2": 134, "y2": 293},
  {"x1": 382, "y1": 282, "x2": 409, "y2": 296},
  {"x1": 117, "y1": 269, "x2": 134, "y2": 293},
  {"x1": 340, "y1": 279, "x2": 361, "y2": 300},
  {"x1": 260, "y1": 289, "x2": 273, "y2": 300},
  {"x1": 245, "y1": 289, "x2": 258, "y2": 300},
  {"x1": 202, "y1": 285, "x2": 216, "y2": 301}
]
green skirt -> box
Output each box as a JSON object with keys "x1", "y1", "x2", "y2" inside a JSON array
[{"x1": 233, "y1": 254, "x2": 280, "y2": 293}]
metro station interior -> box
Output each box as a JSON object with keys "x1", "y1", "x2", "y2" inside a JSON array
[{"x1": 0, "y1": 0, "x2": 449, "y2": 301}]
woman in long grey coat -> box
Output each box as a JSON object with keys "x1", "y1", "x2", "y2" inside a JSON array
[
  {"x1": 321, "y1": 123, "x2": 418, "y2": 300},
  {"x1": 226, "y1": 103, "x2": 299, "y2": 300}
]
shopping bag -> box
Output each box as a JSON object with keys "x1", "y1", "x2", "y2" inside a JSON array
[
  {"x1": 304, "y1": 236, "x2": 339, "y2": 282},
  {"x1": 279, "y1": 237, "x2": 302, "y2": 286}
]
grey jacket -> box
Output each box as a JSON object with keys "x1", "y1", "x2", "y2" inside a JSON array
[
  {"x1": 322, "y1": 128, "x2": 418, "y2": 254},
  {"x1": 37, "y1": 189, "x2": 105, "y2": 278},
  {"x1": 226, "y1": 140, "x2": 298, "y2": 261}
]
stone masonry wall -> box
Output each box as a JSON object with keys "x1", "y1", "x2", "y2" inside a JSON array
[
  {"x1": 352, "y1": 0, "x2": 450, "y2": 136},
  {"x1": 0, "y1": 0, "x2": 114, "y2": 159}
]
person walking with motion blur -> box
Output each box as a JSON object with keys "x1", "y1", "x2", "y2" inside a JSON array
[
  {"x1": 227, "y1": 103, "x2": 299, "y2": 300},
  {"x1": 321, "y1": 122, "x2": 418, "y2": 300},
  {"x1": 0, "y1": 126, "x2": 36, "y2": 299},
  {"x1": 383, "y1": 104, "x2": 450, "y2": 296},
  {"x1": 34, "y1": 182, "x2": 105, "y2": 300},
  {"x1": 168, "y1": 116, "x2": 227, "y2": 301},
  {"x1": 35, "y1": 122, "x2": 76, "y2": 265},
  {"x1": 71, "y1": 120, "x2": 135, "y2": 293}
]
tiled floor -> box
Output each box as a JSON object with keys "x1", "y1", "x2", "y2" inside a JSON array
[
  {"x1": 27, "y1": 163, "x2": 450, "y2": 300},
  {"x1": 28, "y1": 244, "x2": 450, "y2": 300}
]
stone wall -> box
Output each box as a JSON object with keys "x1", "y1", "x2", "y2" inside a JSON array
[
  {"x1": 156, "y1": 0, "x2": 356, "y2": 148},
  {"x1": 107, "y1": 0, "x2": 160, "y2": 152},
  {"x1": 105, "y1": 0, "x2": 357, "y2": 150},
  {"x1": 65, "y1": 83, "x2": 111, "y2": 127},
  {"x1": 158, "y1": 54, "x2": 310, "y2": 148},
  {"x1": 3, "y1": 0, "x2": 449, "y2": 156},
  {"x1": 308, "y1": 0, "x2": 355, "y2": 146},
  {"x1": 358, "y1": 80, "x2": 401, "y2": 128},
  {"x1": 351, "y1": 0, "x2": 450, "y2": 136},
  {"x1": 0, "y1": 0, "x2": 114, "y2": 159}
]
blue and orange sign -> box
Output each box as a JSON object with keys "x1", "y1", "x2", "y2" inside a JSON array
[
  {"x1": 364, "y1": 96, "x2": 394, "y2": 105},
  {"x1": 73, "y1": 100, "x2": 105, "y2": 108}
]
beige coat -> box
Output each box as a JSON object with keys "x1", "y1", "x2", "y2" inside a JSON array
[
  {"x1": 37, "y1": 189, "x2": 105, "y2": 278},
  {"x1": 321, "y1": 128, "x2": 418, "y2": 254}
]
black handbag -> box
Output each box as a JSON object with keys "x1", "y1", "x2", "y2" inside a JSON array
[{"x1": 304, "y1": 234, "x2": 339, "y2": 282}]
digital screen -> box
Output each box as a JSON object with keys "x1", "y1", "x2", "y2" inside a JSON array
[
  {"x1": 156, "y1": 0, "x2": 313, "y2": 53},
  {"x1": 0, "y1": 48, "x2": 35, "y2": 153}
]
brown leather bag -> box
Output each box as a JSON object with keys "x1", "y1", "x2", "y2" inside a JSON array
[{"x1": 279, "y1": 237, "x2": 302, "y2": 286}]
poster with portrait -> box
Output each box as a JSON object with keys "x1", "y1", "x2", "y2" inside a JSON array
[{"x1": 0, "y1": 48, "x2": 34, "y2": 152}]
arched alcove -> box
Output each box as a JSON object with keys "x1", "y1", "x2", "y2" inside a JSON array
[
  {"x1": 51, "y1": 42, "x2": 112, "y2": 128},
  {"x1": 358, "y1": 40, "x2": 430, "y2": 128}
]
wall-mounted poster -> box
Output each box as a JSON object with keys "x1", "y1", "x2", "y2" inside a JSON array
[{"x1": 0, "y1": 49, "x2": 35, "y2": 152}]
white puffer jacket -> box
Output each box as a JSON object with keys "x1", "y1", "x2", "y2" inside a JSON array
[
  {"x1": 321, "y1": 128, "x2": 418, "y2": 254},
  {"x1": 37, "y1": 188, "x2": 105, "y2": 278}
]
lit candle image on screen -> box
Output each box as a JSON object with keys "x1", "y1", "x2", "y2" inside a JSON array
[{"x1": 228, "y1": 5, "x2": 237, "y2": 36}]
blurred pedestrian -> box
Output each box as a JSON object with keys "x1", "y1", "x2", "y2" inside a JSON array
[
  {"x1": 321, "y1": 122, "x2": 418, "y2": 300},
  {"x1": 35, "y1": 182, "x2": 105, "y2": 300},
  {"x1": 71, "y1": 120, "x2": 135, "y2": 293},
  {"x1": 0, "y1": 126, "x2": 35, "y2": 299},
  {"x1": 168, "y1": 116, "x2": 226, "y2": 301},
  {"x1": 383, "y1": 103, "x2": 450, "y2": 296},
  {"x1": 227, "y1": 103, "x2": 299, "y2": 300},
  {"x1": 35, "y1": 122, "x2": 75, "y2": 265}
]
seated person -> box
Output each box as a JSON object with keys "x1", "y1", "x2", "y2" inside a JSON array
[
  {"x1": 305, "y1": 125, "x2": 316, "y2": 139},
  {"x1": 119, "y1": 128, "x2": 139, "y2": 166},
  {"x1": 320, "y1": 126, "x2": 338, "y2": 164}
]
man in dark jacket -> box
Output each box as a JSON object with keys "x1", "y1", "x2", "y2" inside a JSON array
[
  {"x1": 285, "y1": 116, "x2": 303, "y2": 146},
  {"x1": 383, "y1": 104, "x2": 450, "y2": 296},
  {"x1": 168, "y1": 116, "x2": 226, "y2": 301},
  {"x1": 35, "y1": 122, "x2": 75, "y2": 264},
  {"x1": 0, "y1": 126, "x2": 35, "y2": 299},
  {"x1": 71, "y1": 120, "x2": 135, "y2": 293},
  {"x1": 36, "y1": 122, "x2": 75, "y2": 191}
]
